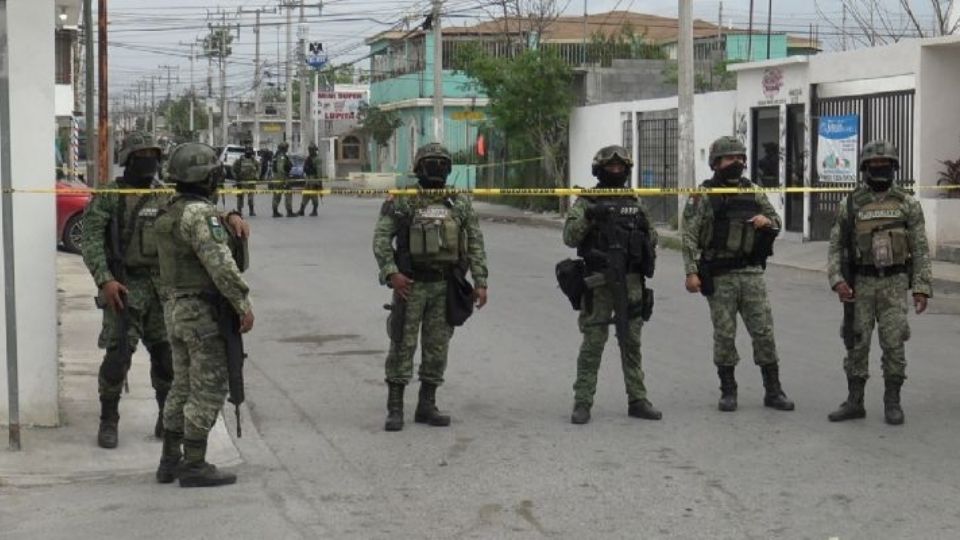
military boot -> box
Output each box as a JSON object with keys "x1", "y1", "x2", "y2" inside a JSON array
[
  {"x1": 883, "y1": 377, "x2": 905, "y2": 425},
  {"x1": 179, "y1": 436, "x2": 237, "y2": 488},
  {"x1": 272, "y1": 208, "x2": 282, "y2": 218},
  {"x1": 154, "y1": 389, "x2": 168, "y2": 439},
  {"x1": 384, "y1": 383, "x2": 405, "y2": 432},
  {"x1": 628, "y1": 399, "x2": 662, "y2": 420},
  {"x1": 309, "y1": 209, "x2": 318, "y2": 217},
  {"x1": 828, "y1": 376, "x2": 867, "y2": 422},
  {"x1": 414, "y1": 382, "x2": 451, "y2": 426},
  {"x1": 97, "y1": 396, "x2": 120, "y2": 449},
  {"x1": 570, "y1": 403, "x2": 591, "y2": 425},
  {"x1": 717, "y1": 366, "x2": 738, "y2": 412},
  {"x1": 761, "y1": 364, "x2": 795, "y2": 411},
  {"x1": 156, "y1": 430, "x2": 183, "y2": 484}
]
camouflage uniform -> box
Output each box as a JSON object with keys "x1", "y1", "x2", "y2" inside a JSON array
[
  {"x1": 232, "y1": 153, "x2": 259, "y2": 216},
  {"x1": 155, "y1": 142, "x2": 250, "y2": 487},
  {"x1": 826, "y1": 140, "x2": 932, "y2": 425},
  {"x1": 373, "y1": 143, "x2": 489, "y2": 430},
  {"x1": 374, "y1": 193, "x2": 488, "y2": 385},
  {"x1": 298, "y1": 145, "x2": 322, "y2": 216},
  {"x1": 681, "y1": 136, "x2": 793, "y2": 412},
  {"x1": 271, "y1": 146, "x2": 295, "y2": 217},
  {"x1": 81, "y1": 132, "x2": 173, "y2": 447}
]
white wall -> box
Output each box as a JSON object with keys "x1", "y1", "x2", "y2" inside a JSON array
[
  {"x1": 569, "y1": 92, "x2": 737, "y2": 188},
  {"x1": 55, "y1": 84, "x2": 73, "y2": 117},
  {"x1": 808, "y1": 40, "x2": 919, "y2": 84},
  {"x1": 0, "y1": 0, "x2": 59, "y2": 426},
  {"x1": 918, "y1": 40, "x2": 960, "y2": 250}
]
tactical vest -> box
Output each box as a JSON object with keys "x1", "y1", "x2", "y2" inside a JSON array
[
  {"x1": 154, "y1": 197, "x2": 218, "y2": 294},
  {"x1": 577, "y1": 196, "x2": 655, "y2": 277},
  {"x1": 852, "y1": 190, "x2": 909, "y2": 267},
  {"x1": 406, "y1": 199, "x2": 465, "y2": 265},
  {"x1": 703, "y1": 179, "x2": 763, "y2": 260},
  {"x1": 236, "y1": 157, "x2": 259, "y2": 181},
  {"x1": 273, "y1": 154, "x2": 290, "y2": 178},
  {"x1": 114, "y1": 188, "x2": 165, "y2": 270}
]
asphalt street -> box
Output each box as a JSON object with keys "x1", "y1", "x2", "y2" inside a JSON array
[{"x1": 4, "y1": 196, "x2": 960, "y2": 540}]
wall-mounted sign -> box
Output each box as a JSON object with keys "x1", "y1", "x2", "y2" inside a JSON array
[
  {"x1": 451, "y1": 110, "x2": 485, "y2": 121},
  {"x1": 307, "y1": 42, "x2": 327, "y2": 69},
  {"x1": 315, "y1": 90, "x2": 367, "y2": 121},
  {"x1": 817, "y1": 114, "x2": 859, "y2": 183},
  {"x1": 761, "y1": 68, "x2": 784, "y2": 99}
]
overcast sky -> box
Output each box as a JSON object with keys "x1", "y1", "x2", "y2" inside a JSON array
[{"x1": 100, "y1": 0, "x2": 944, "y2": 103}]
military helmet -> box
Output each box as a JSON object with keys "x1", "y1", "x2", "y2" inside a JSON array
[
  {"x1": 241, "y1": 134, "x2": 254, "y2": 146},
  {"x1": 859, "y1": 140, "x2": 900, "y2": 170},
  {"x1": 277, "y1": 141, "x2": 289, "y2": 152},
  {"x1": 308, "y1": 142, "x2": 319, "y2": 152},
  {"x1": 591, "y1": 145, "x2": 633, "y2": 176},
  {"x1": 708, "y1": 136, "x2": 747, "y2": 166},
  {"x1": 414, "y1": 143, "x2": 451, "y2": 166},
  {"x1": 167, "y1": 143, "x2": 222, "y2": 184},
  {"x1": 118, "y1": 131, "x2": 162, "y2": 166}
]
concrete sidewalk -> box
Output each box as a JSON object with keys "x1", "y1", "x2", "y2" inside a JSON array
[
  {"x1": 473, "y1": 201, "x2": 960, "y2": 292},
  {"x1": 0, "y1": 253, "x2": 240, "y2": 487}
]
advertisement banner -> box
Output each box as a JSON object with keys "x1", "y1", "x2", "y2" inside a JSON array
[
  {"x1": 315, "y1": 87, "x2": 368, "y2": 121},
  {"x1": 817, "y1": 114, "x2": 859, "y2": 183}
]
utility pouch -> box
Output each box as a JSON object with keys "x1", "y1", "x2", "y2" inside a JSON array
[
  {"x1": 555, "y1": 258, "x2": 586, "y2": 310},
  {"x1": 445, "y1": 264, "x2": 474, "y2": 326},
  {"x1": 872, "y1": 232, "x2": 895, "y2": 268},
  {"x1": 583, "y1": 272, "x2": 606, "y2": 290}
]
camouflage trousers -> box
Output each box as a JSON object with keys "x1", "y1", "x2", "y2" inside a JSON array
[
  {"x1": 573, "y1": 273, "x2": 647, "y2": 407},
  {"x1": 271, "y1": 180, "x2": 295, "y2": 215},
  {"x1": 706, "y1": 271, "x2": 779, "y2": 367},
  {"x1": 299, "y1": 180, "x2": 322, "y2": 214},
  {"x1": 384, "y1": 280, "x2": 454, "y2": 386},
  {"x1": 235, "y1": 180, "x2": 257, "y2": 213},
  {"x1": 162, "y1": 296, "x2": 229, "y2": 440},
  {"x1": 97, "y1": 271, "x2": 172, "y2": 398},
  {"x1": 843, "y1": 273, "x2": 910, "y2": 380}
]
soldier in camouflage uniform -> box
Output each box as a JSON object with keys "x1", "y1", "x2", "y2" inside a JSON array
[
  {"x1": 827, "y1": 140, "x2": 932, "y2": 425},
  {"x1": 373, "y1": 143, "x2": 489, "y2": 431},
  {"x1": 154, "y1": 143, "x2": 254, "y2": 487},
  {"x1": 563, "y1": 146, "x2": 661, "y2": 425},
  {"x1": 81, "y1": 132, "x2": 174, "y2": 449},
  {"x1": 297, "y1": 142, "x2": 322, "y2": 217},
  {"x1": 271, "y1": 141, "x2": 296, "y2": 218},
  {"x1": 681, "y1": 136, "x2": 794, "y2": 413},
  {"x1": 232, "y1": 139, "x2": 259, "y2": 216}
]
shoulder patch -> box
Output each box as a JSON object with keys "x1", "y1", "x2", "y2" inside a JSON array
[{"x1": 207, "y1": 214, "x2": 227, "y2": 242}]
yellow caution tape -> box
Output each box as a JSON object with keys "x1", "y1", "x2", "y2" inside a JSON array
[{"x1": 6, "y1": 184, "x2": 960, "y2": 196}]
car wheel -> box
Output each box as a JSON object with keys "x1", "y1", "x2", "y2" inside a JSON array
[{"x1": 62, "y1": 213, "x2": 84, "y2": 254}]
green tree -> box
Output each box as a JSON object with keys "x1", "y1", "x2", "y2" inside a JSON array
[
  {"x1": 586, "y1": 22, "x2": 667, "y2": 67},
  {"x1": 457, "y1": 46, "x2": 574, "y2": 208},
  {"x1": 164, "y1": 95, "x2": 209, "y2": 141},
  {"x1": 357, "y1": 103, "x2": 402, "y2": 147}
]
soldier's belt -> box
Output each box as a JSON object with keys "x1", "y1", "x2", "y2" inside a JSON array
[{"x1": 410, "y1": 267, "x2": 450, "y2": 282}]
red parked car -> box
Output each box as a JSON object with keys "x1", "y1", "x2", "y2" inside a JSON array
[{"x1": 57, "y1": 179, "x2": 92, "y2": 254}]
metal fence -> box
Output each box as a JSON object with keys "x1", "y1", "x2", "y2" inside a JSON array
[
  {"x1": 810, "y1": 90, "x2": 915, "y2": 240},
  {"x1": 635, "y1": 113, "x2": 679, "y2": 226}
]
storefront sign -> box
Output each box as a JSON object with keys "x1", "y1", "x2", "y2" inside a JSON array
[
  {"x1": 315, "y1": 90, "x2": 367, "y2": 121},
  {"x1": 762, "y1": 68, "x2": 784, "y2": 99},
  {"x1": 817, "y1": 115, "x2": 859, "y2": 183}
]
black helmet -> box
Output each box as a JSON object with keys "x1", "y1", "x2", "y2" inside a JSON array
[{"x1": 591, "y1": 145, "x2": 633, "y2": 177}]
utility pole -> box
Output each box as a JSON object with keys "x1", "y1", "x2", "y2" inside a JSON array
[
  {"x1": 714, "y1": 2, "x2": 723, "y2": 89},
  {"x1": 239, "y1": 7, "x2": 276, "y2": 150},
  {"x1": 220, "y1": 12, "x2": 228, "y2": 146},
  {"x1": 298, "y1": 0, "x2": 308, "y2": 154},
  {"x1": 150, "y1": 75, "x2": 157, "y2": 138},
  {"x1": 432, "y1": 0, "x2": 444, "y2": 143},
  {"x1": 285, "y1": 1, "x2": 293, "y2": 147},
  {"x1": 98, "y1": 0, "x2": 109, "y2": 184},
  {"x1": 83, "y1": 0, "x2": 95, "y2": 185},
  {"x1": 678, "y1": 0, "x2": 695, "y2": 220},
  {"x1": 747, "y1": 0, "x2": 755, "y2": 61},
  {"x1": 582, "y1": 0, "x2": 587, "y2": 65},
  {"x1": 841, "y1": 4, "x2": 847, "y2": 51},
  {"x1": 765, "y1": 0, "x2": 773, "y2": 60}
]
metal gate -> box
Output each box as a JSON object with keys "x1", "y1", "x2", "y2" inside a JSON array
[
  {"x1": 636, "y1": 112, "x2": 678, "y2": 226},
  {"x1": 810, "y1": 90, "x2": 915, "y2": 240}
]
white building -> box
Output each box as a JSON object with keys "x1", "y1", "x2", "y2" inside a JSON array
[{"x1": 570, "y1": 35, "x2": 960, "y2": 256}]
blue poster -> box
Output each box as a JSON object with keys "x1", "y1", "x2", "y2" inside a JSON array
[{"x1": 817, "y1": 115, "x2": 859, "y2": 183}]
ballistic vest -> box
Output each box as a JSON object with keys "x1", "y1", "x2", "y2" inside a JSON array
[
  {"x1": 154, "y1": 196, "x2": 218, "y2": 293},
  {"x1": 114, "y1": 182, "x2": 165, "y2": 270},
  {"x1": 576, "y1": 196, "x2": 654, "y2": 276},
  {"x1": 852, "y1": 189, "x2": 909, "y2": 267},
  {"x1": 407, "y1": 199, "x2": 464, "y2": 265},
  {"x1": 235, "y1": 157, "x2": 259, "y2": 181},
  {"x1": 703, "y1": 178, "x2": 763, "y2": 260}
]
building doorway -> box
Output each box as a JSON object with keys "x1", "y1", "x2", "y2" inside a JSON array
[{"x1": 785, "y1": 105, "x2": 805, "y2": 232}]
